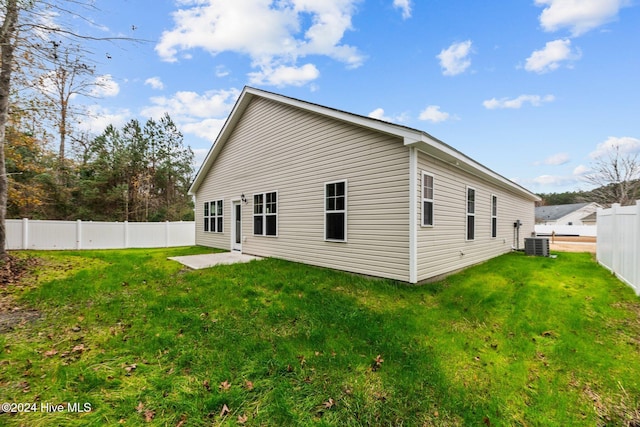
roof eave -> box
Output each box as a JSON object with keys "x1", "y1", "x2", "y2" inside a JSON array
[{"x1": 405, "y1": 136, "x2": 541, "y2": 202}]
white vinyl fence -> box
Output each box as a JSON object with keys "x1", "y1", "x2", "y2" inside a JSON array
[
  {"x1": 6, "y1": 219, "x2": 195, "y2": 250},
  {"x1": 535, "y1": 224, "x2": 597, "y2": 237},
  {"x1": 597, "y1": 201, "x2": 640, "y2": 295}
]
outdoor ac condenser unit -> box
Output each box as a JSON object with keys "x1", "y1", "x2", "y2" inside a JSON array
[{"x1": 524, "y1": 237, "x2": 550, "y2": 257}]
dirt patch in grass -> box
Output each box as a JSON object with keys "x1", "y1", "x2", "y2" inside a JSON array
[
  {"x1": 549, "y1": 236, "x2": 597, "y2": 253},
  {"x1": 0, "y1": 255, "x2": 41, "y2": 332}
]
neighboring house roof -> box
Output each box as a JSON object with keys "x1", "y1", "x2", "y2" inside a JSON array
[
  {"x1": 189, "y1": 86, "x2": 540, "y2": 202},
  {"x1": 535, "y1": 202, "x2": 602, "y2": 223},
  {"x1": 581, "y1": 212, "x2": 597, "y2": 223}
]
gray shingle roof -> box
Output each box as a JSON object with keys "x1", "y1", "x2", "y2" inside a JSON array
[{"x1": 535, "y1": 203, "x2": 590, "y2": 221}]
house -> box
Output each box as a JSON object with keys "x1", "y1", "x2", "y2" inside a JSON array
[
  {"x1": 189, "y1": 87, "x2": 540, "y2": 283},
  {"x1": 535, "y1": 202, "x2": 602, "y2": 225}
]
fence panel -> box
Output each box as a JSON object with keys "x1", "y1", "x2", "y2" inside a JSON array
[
  {"x1": 597, "y1": 201, "x2": 640, "y2": 295},
  {"x1": 5, "y1": 219, "x2": 195, "y2": 251},
  {"x1": 28, "y1": 220, "x2": 77, "y2": 250},
  {"x1": 82, "y1": 222, "x2": 127, "y2": 249},
  {"x1": 128, "y1": 223, "x2": 168, "y2": 248},
  {"x1": 535, "y1": 224, "x2": 597, "y2": 236}
]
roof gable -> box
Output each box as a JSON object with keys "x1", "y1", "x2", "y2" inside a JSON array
[
  {"x1": 189, "y1": 86, "x2": 540, "y2": 202},
  {"x1": 535, "y1": 202, "x2": 601, "y2": 221}
]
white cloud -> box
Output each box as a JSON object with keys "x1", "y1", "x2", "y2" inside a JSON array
[
  {"x1": 367, "y1": 108, "x2": 408, "y2": 123},
  {"x1": 215, "y1": 66, "x2": 230, "y2": 78},
  {"x1": 535, "y1": 0, "x2": 629, "y2": 36},
  {"x1": 248, "y1": 63, "x2": 320, "y2": 87},
  {"x1": 589, "y1": 136, "x2": 640, "y2": 158},
  {"x1": 393, "y1": 0, "x2": 412, "y2": 19},
  {"x1": 368, "y1": 108, "x2": 392, "y2": 122},
  {"x1": 418, "y1": 105, "x2": 452, "y2": 123},
  {"x1": 155, "y1": 0, "x2": 364, "y2": 87},
  {"x1": 437, "y1": 40, "x2": 473, "y2": 76},
  {"x1": 90, "y1": 74, "x2": 120, "y2": 97},
  {"x1": 544, "y1": 152, "x2": 570, "y2": 165},
  {"x1": 573, "y1": 164, "x2": 590, "y2": 176},
  {"x1": 181, "y1": 118, "x2": 228, "y2": 141},
  {"x1": 525, "y1": 39, "x2": 581, "y2": 73},
  {"x1": 532, "y1": 174, "x2": 579, "y2": 187},
  {"x1": 140, "y1": 88, "x2": 240, "y2": 141},
  {"x1": 145, "y1": 77, "x2": 165, "y2": 90},
  {"x1": 483, "y1": 94, "x2": 555, "y2": 109},
  {"x1": 77, "y1": 105, "x2": 131, "y2": 134}
]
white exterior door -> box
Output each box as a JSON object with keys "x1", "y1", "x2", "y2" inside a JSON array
[{"x1": 231, "y1": 201, "x2": 242, "y2": 252}]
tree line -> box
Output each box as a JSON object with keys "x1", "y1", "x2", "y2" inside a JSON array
[{"x1": 7, "y1": 112, "x2": 194, "y2": 221}]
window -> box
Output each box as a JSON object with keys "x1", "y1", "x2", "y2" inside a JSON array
[
  {"x1": 422, "y1": 172, "x2": 434, "y2": 227},
  {"x1": 204, "y1": 200, "x2": 223, "y2": 232},
  {"x1": 325, "y1": 180, "x2": 347, "y2": 241},
  {"x1": 491, "y1": 195, "x2": 497, "y2": 238},
  {"x1": 466, "y1": 187, "x2": 475, "y2": 241},
  {"x1": 254, "y1": 192, "x2": 277, "y2": 236}
]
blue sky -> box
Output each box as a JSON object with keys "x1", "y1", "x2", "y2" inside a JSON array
[{"x1": 63, "y1": 0, "x2": 639, "y2": 194}]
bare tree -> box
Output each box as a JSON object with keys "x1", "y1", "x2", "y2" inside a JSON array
[
  {"x1": 0, "y1": 0, "x2": 19, "y2": 259},
  {"x1": 34, "y1": 42, "x2": 98, "y2": 165},
  {"x1": 585, "y1": 144, "x2": 640, "y2": 206},
  {"x1": 0, "y1": 0, "x2": 139, "y2": 256}
]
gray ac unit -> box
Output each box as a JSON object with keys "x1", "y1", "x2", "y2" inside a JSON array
[{"x1": 524, "y1": 238, "x2": 549, "y2": 256}]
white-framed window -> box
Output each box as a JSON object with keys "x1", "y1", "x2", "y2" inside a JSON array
[
  {"x1": 422, "y1": 172, "x2": 434, "y2": 227},
  {"x1": 253, "y1": 191, "x2": 277, "y2": 236},
  {"x1": 466, "y1": 187, "x2": 475, "y2": 241},
  {"x1": 325, "y1": 180, "x2": 347, "y2": 242},
  {"x1": 491, "y1": 195, "x2": 498, "y2": 238},
  {"x1": 204, "y1": 200, "x2": 223, "y2": 233}
]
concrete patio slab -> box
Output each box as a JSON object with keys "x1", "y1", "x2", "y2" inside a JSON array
[{"x1": 168, "y1": 252, "x2": 262, "y2": 269}]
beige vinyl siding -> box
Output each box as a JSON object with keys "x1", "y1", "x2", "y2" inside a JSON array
[
  {"x1": 416, "y1": 150, "x2": 535, "y2": 281},
  {"x1": 196, "y1": 97, "x2": 411, "y2": 281}
]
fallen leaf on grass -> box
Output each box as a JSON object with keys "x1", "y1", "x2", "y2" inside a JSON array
[
  {"x1": 124, "y1": 363, "x2": 137, "y2": 374},
  {"x1": 176, "y1": 414, "x2": 187, "y2": 427},
  {"x1": 237, "y1": 414, "x2": 248, "y2": 424},
  {"x1": 297, "y1": 355, "x2": 306, "y2": 367},
  {"x1": 43, "y1": 349, "x2": 58, "y2": 357},
  {"x1": 323, "y1": 398, "x2": 335, "y2": 409},
  {"x1": 220, "y1": 404, "x2": 230, "y2": 417},
  {"x1": 244, "y1": 380, "x2": 254, "y2": 391},
  {"x1": 72, "y1": 344, "x2": 85, "y2": 353},
  {"x1": 372, "y1": 354, "x2": 384, "y2": 371},
  {"x1": 203, "y1": 380, "x2": 211, "y2": 391},
  {"x1": 219, "y1": 380, "x2": 231, "y2": 391},
  {"x1": 144, "y1": 409, "x2": 155, "y2": 422}
]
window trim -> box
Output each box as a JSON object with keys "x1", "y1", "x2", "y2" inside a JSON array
[
  {"x1": 466, "y1": 186, "x2": 476, "y2": 241},
  {"x1": 252, "y1": 191, "x2": 278, "y2": 237},
  {"x1": 491, "y1": 194, "x2": 498, "y2": 239},
  {"x1": 421, "y1": 171, "x2": 434, "y2": 227},
  {"x1": 204, "y1": 200, "x2": 223, "y2": 233},
  {"x1": 324, "y1": 179, "x2": 348, "y2": 242}
]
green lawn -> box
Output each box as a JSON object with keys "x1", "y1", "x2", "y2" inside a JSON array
[{"x1": 1, "y1": 247, "x2": 639, "y2": 426}]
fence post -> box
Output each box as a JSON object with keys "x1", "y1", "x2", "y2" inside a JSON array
[
  {"x1": 124, "y1": 221, "x2": 129, "y2": 248},
  {"x1": 76, "y1": 219, "x2": 82, "y2": 250},
  {"x1": 611, "y1": 204, "x2": 620, "y2": 276},
  {"x1": 22, "y1": 218, "x2": 28, "y2": 250}
]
